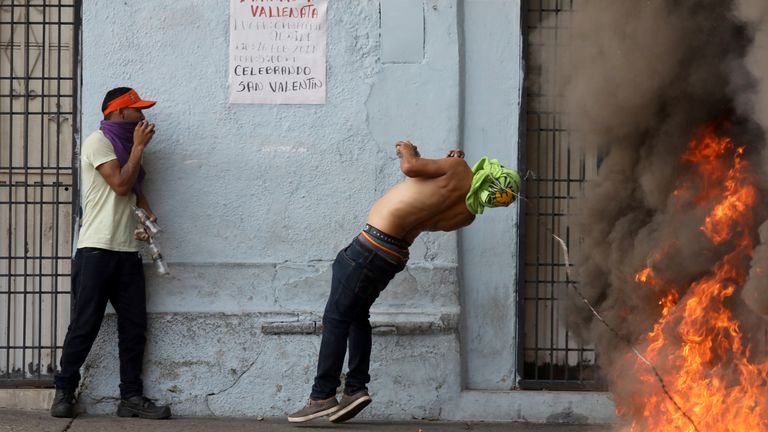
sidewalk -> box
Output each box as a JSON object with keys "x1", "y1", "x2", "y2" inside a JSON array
[{"x1": 0, "y1": 409, "x2": 616, "y2": 432}]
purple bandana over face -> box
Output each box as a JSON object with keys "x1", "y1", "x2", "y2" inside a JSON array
[{"x1": 99, "y1": 120, "x2": 145, "y2": 195}]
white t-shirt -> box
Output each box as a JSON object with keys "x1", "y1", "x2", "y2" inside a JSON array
[{"x1": 76, "y1": 130, "x2": 138, "y2": 252}]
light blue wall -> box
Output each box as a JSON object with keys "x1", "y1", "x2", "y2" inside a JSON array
[
  {"x1": 79, "y1": 0, "x2": 615, "y2": 422},
  {"x1": 460, "y1": 0, "x2": 523, "y2": 391},
  {"x1": 83, "y1": 0, "x2": 461, "y2": 315}
]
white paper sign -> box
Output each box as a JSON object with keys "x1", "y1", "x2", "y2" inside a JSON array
[{"x1": 229, "y1": 0, "x2": 327, "y2": 104}]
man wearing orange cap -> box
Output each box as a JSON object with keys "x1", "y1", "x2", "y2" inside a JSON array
[{"x1": 50, "y1": 87, "x2": 171, "y2": 419}]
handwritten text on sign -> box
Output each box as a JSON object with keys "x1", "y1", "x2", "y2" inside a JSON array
[{"x1": 229, "y1": 0, "x2": 327, "y2": 104}]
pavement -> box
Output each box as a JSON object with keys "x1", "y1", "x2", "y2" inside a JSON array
[{"x1": 0, "y1": 409, "x2": 617, "y2": 432}]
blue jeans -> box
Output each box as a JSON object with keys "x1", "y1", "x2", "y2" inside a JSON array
[{"x1": 310, "y1": 236, "x2": 406, "y2": 399}]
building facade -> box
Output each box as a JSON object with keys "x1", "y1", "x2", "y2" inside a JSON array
[{"x1": 2, "y1": 0, "x2": 615, "y2": 422}]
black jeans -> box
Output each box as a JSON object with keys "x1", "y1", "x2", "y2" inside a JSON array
[
  {"x1": 54, "y1": 248, "x2": 147, "y2": 399},
  {"x1": 311, "y1": 236, "x2": 405, "y2": 399}
]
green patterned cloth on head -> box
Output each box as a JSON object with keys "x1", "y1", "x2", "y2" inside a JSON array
[{"x1": 465, "y1": 157, "x2": 521, "y2": 215}]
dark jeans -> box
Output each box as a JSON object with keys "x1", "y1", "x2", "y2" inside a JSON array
[
  {"x1": 54, "y1": 248, "x2": 147, "y2": 399},
  {"x1": 311, "y1": 236, "x2": 405, "y2": 399}
]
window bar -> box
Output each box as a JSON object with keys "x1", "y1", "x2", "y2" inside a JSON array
[
  {"x1": 1, "y1": 0, "x2": 78, "y2": 385},
  {"x1": 53, "y1": 0, "x2": 62, "y2": 378},
  {"x1": 37, "y1": 0, "x2": 49, "y2": 381},
  {"x1": 549, "y1": 109, "x2": 556, "y2": 382},
  {"x1": 533, "y1": 108, "x2": 542, "y2": 381},
  {"x1": 564, "y1": 129, "x2": 571, "y2": 382},
  {"x1": 0, "y1": 290, "x2": 68, "y2": 295},
  {"x1": 520, "y1": 0, "x2": 603, "y2": 390},
  {"x1": 23, "y1": 0, "x2": 31, "y2": 382},
  {"x1": 6, "y1": 0, "x2": 17, "y2": 381}
]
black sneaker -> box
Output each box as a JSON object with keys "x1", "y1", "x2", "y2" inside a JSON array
[
  {"x1": 116, "y1": 396, "x2": 171, "y2": 419},
  {"x1": 328, "y1": 390, "x2": 372, "y2": 423},
  {"x1": 50, "y1": 388, "x2": 77, "y2": 418},
  {"x1": 287, "y1": 396, "x2": 339, "y2": 423}
]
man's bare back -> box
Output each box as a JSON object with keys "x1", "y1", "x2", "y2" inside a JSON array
[{"x1": 367, "y1": 142, "x2": 476, "y2": 243}]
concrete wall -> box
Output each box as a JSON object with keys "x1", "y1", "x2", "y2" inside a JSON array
[
  {"x1": 78, "y1": 0, "x2": 615, "y2": 423},
  {"x1": 460, "y1": 0, "x2": 524, "y2": 391}
]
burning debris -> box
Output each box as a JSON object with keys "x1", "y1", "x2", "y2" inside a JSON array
[
  {"x1": 618, "y1": 127, "x2": 767, "y2": 431},
  {"x1": 532, "y1": 0, "x2": 768, "y2": 430}
]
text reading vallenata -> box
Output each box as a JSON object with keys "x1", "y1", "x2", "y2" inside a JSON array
[{"x1": 246, "y1": 5, "x2": 320, "y2": 19}]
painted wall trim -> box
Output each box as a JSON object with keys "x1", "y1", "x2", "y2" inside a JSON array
[{"x1": 262, "y1": 312, "x2": 459, "y2": 335}]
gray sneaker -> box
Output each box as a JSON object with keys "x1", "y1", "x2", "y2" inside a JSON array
[
  {"x1": 287, "y1": 396, "x2": 339, "y2": 423},
  {"x1": 328, "y1": 390, "x2": 372, "y2": 423}
]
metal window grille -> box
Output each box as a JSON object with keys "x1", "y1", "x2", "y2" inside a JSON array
[
  {"x1": 518, "y1": 0, "x2": 605, "y2": 390},
  {"x1": 0, "y1": 0, "x2": 79, "y2": 387}
]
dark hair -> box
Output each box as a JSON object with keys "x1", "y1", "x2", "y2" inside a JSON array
[{"x1": 101, "y1": 87, "x2": 132, "y2": 114}]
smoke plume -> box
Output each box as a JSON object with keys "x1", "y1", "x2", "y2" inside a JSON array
[{"x1": 531, "y1": 0, "x2": 768, "y2": 396}]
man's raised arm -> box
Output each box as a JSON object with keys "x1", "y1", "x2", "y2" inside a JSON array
[
  {"x1": 396, "y1": 140, "x2": 454, "y2": 179},
  {"x1": 96, "y1": 121, "x2": 155, "y2": 196}
]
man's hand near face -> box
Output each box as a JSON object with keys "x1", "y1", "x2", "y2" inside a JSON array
[{"x1": 133, "y1": 120, "x2": 156, "y2": 150}]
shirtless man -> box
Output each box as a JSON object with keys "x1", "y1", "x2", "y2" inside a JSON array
[{"x1": 287, "y1": 141, "x2": 519, "y2": 424}]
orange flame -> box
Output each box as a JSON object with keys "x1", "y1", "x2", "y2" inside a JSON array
[{"x1": 616, "y1": 126, "x2": 768, "y2": 431}]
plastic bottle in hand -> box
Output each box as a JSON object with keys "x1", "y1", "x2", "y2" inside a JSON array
[
  {"x1": 131, "y1": 205, "x2": 161, "y2": 235},
  {"x1": 148, "y1": 237, "x2": 170, "y2": 276}
]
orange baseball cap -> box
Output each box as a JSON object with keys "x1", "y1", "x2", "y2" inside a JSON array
[{"x1": 102, "y1": 88, "x2": 156, "y2": 116}]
